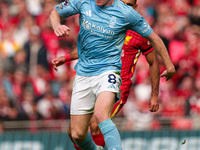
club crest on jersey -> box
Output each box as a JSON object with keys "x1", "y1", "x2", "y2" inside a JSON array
[
  {"x1": 124, "y1": 36, "x2": 132, "y2": 45},
  {"x1": 64, "y1": 0, "x2": 70, "y2": 6},
  {"x1": 109, "y1": 16, "x2": 116, "y2": 28}
]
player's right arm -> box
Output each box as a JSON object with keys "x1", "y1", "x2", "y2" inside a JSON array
[{"x1": 52, "y1": 47, "x2": 78, "y2": 71}]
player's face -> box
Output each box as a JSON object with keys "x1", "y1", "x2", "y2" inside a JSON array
[
  {"x1": 122, "y1": 0, "x2": 137, "y2": 10},
  {"x1": 95, "y1": 0, "x2": 114, "y2": 6}
]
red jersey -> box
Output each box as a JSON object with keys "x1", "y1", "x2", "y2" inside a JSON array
[{"x1": 111, "y1": 30, "x2": 154, "y2": 118}]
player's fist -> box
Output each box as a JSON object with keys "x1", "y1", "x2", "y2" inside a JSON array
[
  {"x1": 54, "y1": 25, "x2": 70, "y2": 37},
  {"x1": 51, "y1": 56, "x2": 66, "y2": 71},
  {"x1": 148, "y1": 96, "x2": 159, "y2": 112}
]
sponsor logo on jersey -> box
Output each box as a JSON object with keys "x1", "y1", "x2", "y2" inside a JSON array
[{"x1": 82, "y1": 18, "x2": 115, "y2": 35}]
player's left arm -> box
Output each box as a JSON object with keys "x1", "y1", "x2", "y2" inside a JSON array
[
  {"x1": 145, "y1": 31, "x2": 176, "y2": 81},
  {"x1": 52, "y1": 47, "x2": 78, "y2": 71},
  {"x1": 145, "y1": 49, "x2": 160, "y2": 112}
]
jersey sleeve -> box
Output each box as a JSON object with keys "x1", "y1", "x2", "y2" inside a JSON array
[
  {"x1": 124, "y1": 8, "x2": 153, "y2": 38},
  {"x1": 55, "y1": 0, "x2": 82, "y2": 18}
]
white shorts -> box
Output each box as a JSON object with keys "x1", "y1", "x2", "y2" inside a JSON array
[{"x1": 70, "y1": 70, "x2": 121, "y2": 115}]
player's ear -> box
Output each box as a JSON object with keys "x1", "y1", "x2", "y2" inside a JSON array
[{"x1": 133, "y1": 4, "x2": 138, "y2": 10}]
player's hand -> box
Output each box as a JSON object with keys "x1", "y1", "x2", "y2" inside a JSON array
[
  {"x1": 51, "y1": 56, "x2": 66, "y2": 71},
  {"x1": 54, "y1": 25, "x2": 70, "y2": 37},
  {"x1": 148, "y1": 96, "x2": 159, "y2": 112},
  {"x1": 160, "y1": 69, "x2": 176, "y2": 81}
]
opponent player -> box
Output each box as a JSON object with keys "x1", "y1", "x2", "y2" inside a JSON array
[{"x1": 50, "y1": 0, "x2": 175, "y2": 149}]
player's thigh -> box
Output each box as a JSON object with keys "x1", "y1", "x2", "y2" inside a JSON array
[
  {"x1": 94, "y1": 91, "x2": 116, "y2": 123},
  {"x1": 94, "y1": 71, "x2": 121, "y2": 121}
]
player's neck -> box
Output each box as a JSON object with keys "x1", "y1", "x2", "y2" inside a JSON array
[
  {"x1": 97, "y1": 0, "x2": 115, "y2": 7},
  {"x1": 106, "y1": 0, "x2": 114, "y2": 6}
]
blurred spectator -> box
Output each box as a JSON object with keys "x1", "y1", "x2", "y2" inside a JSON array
[
  {"x1": 177, "y1": 75, "x2": 194, "y2": 99},
  {"x1": 189, "y1": 5, "x2": 200, "y2": 25},
  {"x1": 24, "y1": 25, "x2": 49, "y2": 76},
  {"x1": 0, "y1": 86, "x2": 19, "y2": 121},
  {"x1": 13, "y1": 16, "x2": 34, "y2": 50},
  {"x1": 187, "y1": 88, "x2": 200, "y2": 117},
  {"x1": 10, "y1": 50, "x2": 28, "y2": 74},
  {"x1": 30, "y1": 65, "x2": 51, "y2": 99},
  {"x1": 0, "y1": 23, "x2": 20, "y2": 58},
  {"x1": 58, "y1": 81, "x2": 72, "y2": 119},
  {"x1": 20, "y1": 89, "x2": 42, "y2": 120},
  {"x1": 170, "y1": 0, "x2": 191, "y2": 16},
  {"x1": 195, "y1": 76, "x2": 200, "y2": 91},
  {"x1": 11, "y1": 68, "x2": 28, "y2": 102},
  {"x1": 26, "y1": 0, "x2": 43, "y2": 17},
  {"x1": 10, "y1": 0, "x2": 30, "y2": 23},
  {"x1": 0, "y1": 66, "x2": 13, "y2": 99},
  {"x1": 37, "y1": 91, "x2": 64, "y2": 120}
]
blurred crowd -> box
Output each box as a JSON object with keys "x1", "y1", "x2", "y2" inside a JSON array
[{"x1": 0, "y1": 0, "x2": 200, "y2": 131}]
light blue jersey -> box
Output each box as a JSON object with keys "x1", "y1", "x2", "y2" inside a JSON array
[{"x1": 56, "y1": 0, "x2": 153, "y2": 76}]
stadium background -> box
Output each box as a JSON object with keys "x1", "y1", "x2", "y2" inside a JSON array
[{"x1": 0, "y1": 0, "x2": 199, "y2": 149}]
